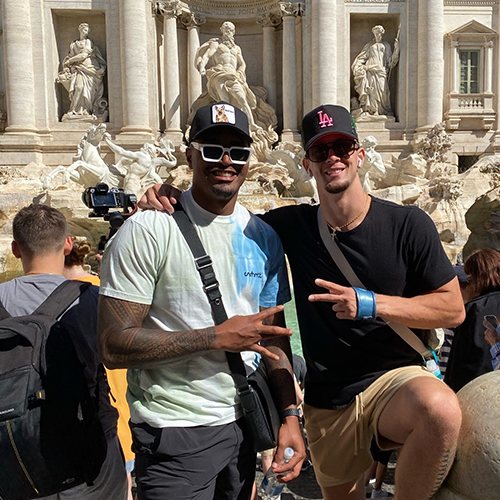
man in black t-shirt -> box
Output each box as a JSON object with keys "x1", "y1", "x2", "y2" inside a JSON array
[{"x1": 140, "y1": 105, "x2": 466, "y2": 500}]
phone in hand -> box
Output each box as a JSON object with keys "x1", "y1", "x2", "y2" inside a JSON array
[{"x1": 484, "y1": 315, "x2": 499, "y2": 329}]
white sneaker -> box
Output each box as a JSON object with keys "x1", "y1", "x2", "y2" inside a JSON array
[{"x1": 371, "y1": 488, "x2": 389, "y2": 498}]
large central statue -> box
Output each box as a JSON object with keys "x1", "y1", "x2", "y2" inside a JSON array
[
  {"x1": 196, "y1": 21, "x2": 259, "y2": 131},
  {"x1": 191, "y1": 21, "x2": 278, "y2": 160},
  {"x1": 352, "y1": 25, "x2": 400, "y2": 118}
]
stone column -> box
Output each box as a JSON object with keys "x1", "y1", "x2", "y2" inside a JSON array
[
  {"x1": 484, "y1": 41, "x2": 493, "y2": 94},
  {"x1": 120, "y1": 0, "x2": 152, "y2": 134},
  {"x1": 158, "y1": 1, "x2": 183, "y2": 141},
  {"x1": 280, "y1": 3, "x2": 304, "y2": 141},
  {"x1": 450, "y1": 40, "x2": 459, "y2": 94},
  {"x1": 257, "y1": 11, "x2": 282, "y2": 112},
  {"x1": 417, "y1": 0, "x2": 444, "y2": 130},
  {"x1": 180, "y1": 11, "x2": 206, "y2": 107},
  {"x1": 495, "y1": 10, "x2": 500, "y2": 149},
  {"x1": 2, "y1": 1, "x2": 37, "y2": 134},
  {"x1": 311, "y1": 0, "x2": 336, "y2": 107},
  {"x1": 302, "y1": 0, "x2": 312, "y2": 115}
]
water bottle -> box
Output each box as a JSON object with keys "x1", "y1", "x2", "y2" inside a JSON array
[
  {"x1": 259, "y1": 447, "x2": 294, "y2": 500},
  {"x1": 425, "y1": 351, "x2": 443, "y2": 380}
]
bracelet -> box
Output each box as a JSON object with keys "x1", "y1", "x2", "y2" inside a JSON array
[
  {"x1": 280, "y1": 408, "x2": 302, "y2": 421},
  {"x1": 352, "y1": 287, "x2": 377, "y2": 321}
]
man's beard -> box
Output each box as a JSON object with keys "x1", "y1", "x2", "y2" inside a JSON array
[
  {"x1": 211, "y1": 184, "x2": 237, "y2": 200},
  {"x1": 325, "y1": 180, "x2": 350, "y2": 194}
]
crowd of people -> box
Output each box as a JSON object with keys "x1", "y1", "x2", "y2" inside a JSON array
[{"x1": 1, "y1": 101, "x2": 498, "y2": 500}]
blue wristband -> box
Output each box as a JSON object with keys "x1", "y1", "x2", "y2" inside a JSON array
[{"x1": 352, "y1": 287, "x2": 377, "y2": 321}]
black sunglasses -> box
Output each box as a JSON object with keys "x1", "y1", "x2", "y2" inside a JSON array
[{"x1": 306, "y1": 140, "x2": 359, "y2": 162}]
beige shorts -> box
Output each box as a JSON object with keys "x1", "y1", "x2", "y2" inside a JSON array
[{"x1": 304, "y1": 365, "x2": 436, "y2": 488}]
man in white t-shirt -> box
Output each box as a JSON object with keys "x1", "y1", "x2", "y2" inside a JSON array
[{"x1": 98, "y1": 102, "x2": 305, "y2": 500}]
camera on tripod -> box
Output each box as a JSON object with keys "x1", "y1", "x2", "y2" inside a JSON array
[
  {"x1": 82, "y1": 183, "x2": 138, "y2": 248},
  {"x1": 82, "y1": 183, "x2": 137, "y2": 217}
]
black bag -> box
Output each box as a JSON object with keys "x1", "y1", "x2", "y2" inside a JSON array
[
  {"x1": 236, "y1": 359, "x2": 281, "y2": 452},
  {"x1": 0, "y1": 280, "x2": 107, "y2": 500},
  {"x1": 172, "y1": 205, "x2": 281, "y2": 452}
]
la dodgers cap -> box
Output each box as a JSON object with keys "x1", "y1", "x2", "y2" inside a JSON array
[
  {"x1": 301, "y1": 104, "x2": 358, "y2": 150},
  {"x1": 189, "y1": 101, "x2": 253, "y2": 144}
]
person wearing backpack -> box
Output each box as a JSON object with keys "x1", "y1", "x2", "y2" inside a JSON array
[{"x1": 0, "y1": 204, "x2": 127, "y2": 500}]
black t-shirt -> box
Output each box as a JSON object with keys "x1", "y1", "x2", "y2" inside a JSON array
[
  {"x1": 261, "y1": 197, "x2": 455, "y2": 409},
  {"x1": 444, "y1": 291, "x2": 499, "y2": 392}
]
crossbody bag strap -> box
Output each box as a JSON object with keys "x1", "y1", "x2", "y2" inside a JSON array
[
  {"x1": 317, "y1": 207, "x2": 429, "y2": 357},
  {"x1": 171, "y1": 203, "x2": 251, "y2": 391}
]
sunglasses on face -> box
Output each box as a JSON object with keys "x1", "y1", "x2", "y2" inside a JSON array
[
  {"x1": 306, "y1": 140, "x2": 359, "y2": 162},
  {"x1": 190, "y1": 142, "x2": 253, "y2": 165}
]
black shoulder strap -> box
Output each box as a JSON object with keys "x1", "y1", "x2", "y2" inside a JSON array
[
  {"x1": 172, "y1": 203, "x2": 249, "y2": 386},
  {"x1": 32, "y1": 280, "x2": 92, "y2": 320},
  {"x1": 0, "y1": 300, "x2": 11, "y2": 321}
]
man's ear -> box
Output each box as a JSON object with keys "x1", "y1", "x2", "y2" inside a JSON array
[
  {"x1": 11, "y1": 240, "x2": 21, "y2": 259},
  {"x1": 186, "y1": 147, "x2": 193, "y2": 169},
  {"x1": 63, "y1": 235, "x2": 73, "y2": 256},
  {"x1": 356, "y1": 148, "x2": 366, "y2": 168},
  {"x1": 302, "y1": 157, "x2": 313, "y2": 177}
]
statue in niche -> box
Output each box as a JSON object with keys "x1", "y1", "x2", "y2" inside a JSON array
[
  {"x1": 56, "y1": 23, "x2": 108, "y2": 122},
  {"x1": 352, "y1": 25, "x2": 400, "y2": 119},
  {"x1": 191, "y1": 21, "x2": 278, "y2": 160}
]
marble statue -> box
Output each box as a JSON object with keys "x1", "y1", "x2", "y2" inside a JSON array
[
  {"x1": 352, "y1": 25, "x2": 400, "y2": 118},
  {"x1": 359, "y1": 136, "x2": 386, "y2": 192},
  {"x1": 104, "y1": 134, "x2": 177, "y2": 195},
  {"x1": 56, "y1": 23, "x2": 108, "y2": 122},
  {"x1": 418, "y1": 122, "x2": 453, "y2": 166},
  {"x1": 42, "y1": 125, "x2": 176, "y2": 197},
  {"x1": 191, "y1": 21, "x2": 278, "y2": 160},
  {"x1": 42, "y1": 123, "x2": 121, "y2": 189},
  {"x1": 196, "y1": 21, "x2": 259, "y2": 131}
]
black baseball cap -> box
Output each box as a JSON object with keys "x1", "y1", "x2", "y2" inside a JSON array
[
  {"x1": 189, "y1": 102, "x2": 253, "y2": 144},
  {"x1": 301, "y1": 104, "x2": 358, "y2": 150}
]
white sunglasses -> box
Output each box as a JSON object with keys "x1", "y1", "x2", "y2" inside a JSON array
[{"x1": 190, "y1": 142, "x2": 252, "y2": 165}]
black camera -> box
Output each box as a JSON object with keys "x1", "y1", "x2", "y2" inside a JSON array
[{"x1": 82, "y1": 183, "x2": 137, "y2": 217}]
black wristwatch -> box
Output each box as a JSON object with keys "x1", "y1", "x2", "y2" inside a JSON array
[{"x1": 280, "y1": 408, "x2": 302, "y2": 421}]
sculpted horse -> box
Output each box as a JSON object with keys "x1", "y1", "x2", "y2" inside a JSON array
[{"x1": 42, "y1": 123, "x2": 122, "y2": 190}]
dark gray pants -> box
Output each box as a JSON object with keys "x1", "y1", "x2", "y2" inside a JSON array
[{"x1": 132, "y1": 419, "x2": 255, "y2": 500}]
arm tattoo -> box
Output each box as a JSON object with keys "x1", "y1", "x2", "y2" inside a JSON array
[
  {"x1": 98, "y1": 295, "x2": 216, "y2": 369},
  {"x1": 429, "y1": 447, "x2": 456, "y2": 498}
]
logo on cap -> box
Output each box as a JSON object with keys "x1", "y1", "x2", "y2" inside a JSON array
[
  {"x1": 212, "y1": 104, "x2": 235, "y2": 124},
  {"x1": 317, "y1": 110, "x2": 333, "y2": 129}
]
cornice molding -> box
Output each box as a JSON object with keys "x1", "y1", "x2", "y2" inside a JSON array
[
  {"x1": 183, "y1": 0, "x2": 281, "y2": 16},
  {"x1": 345, "y1": 0, "x2": 405, "y2": 3},
  {"x1": 444, "y1": 0, "x2": 497, "y2": 5}
]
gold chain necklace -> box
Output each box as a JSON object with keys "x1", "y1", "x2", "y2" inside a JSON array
[{"x1": 327, "y1": 195, "x2": 369, "y2": 238}]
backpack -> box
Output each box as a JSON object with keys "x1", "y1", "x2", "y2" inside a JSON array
[{"x1": 0, "y1": 280, "x2": 108, "y2": 500}]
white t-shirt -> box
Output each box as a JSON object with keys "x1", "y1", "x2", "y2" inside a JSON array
[{"x1": 100, "y1": 190, "x2": 290, "y2": 428}]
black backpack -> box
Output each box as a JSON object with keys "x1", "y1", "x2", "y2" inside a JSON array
[{"x1": 0, "y1": 280, "x2": 108, "y2": 500}]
